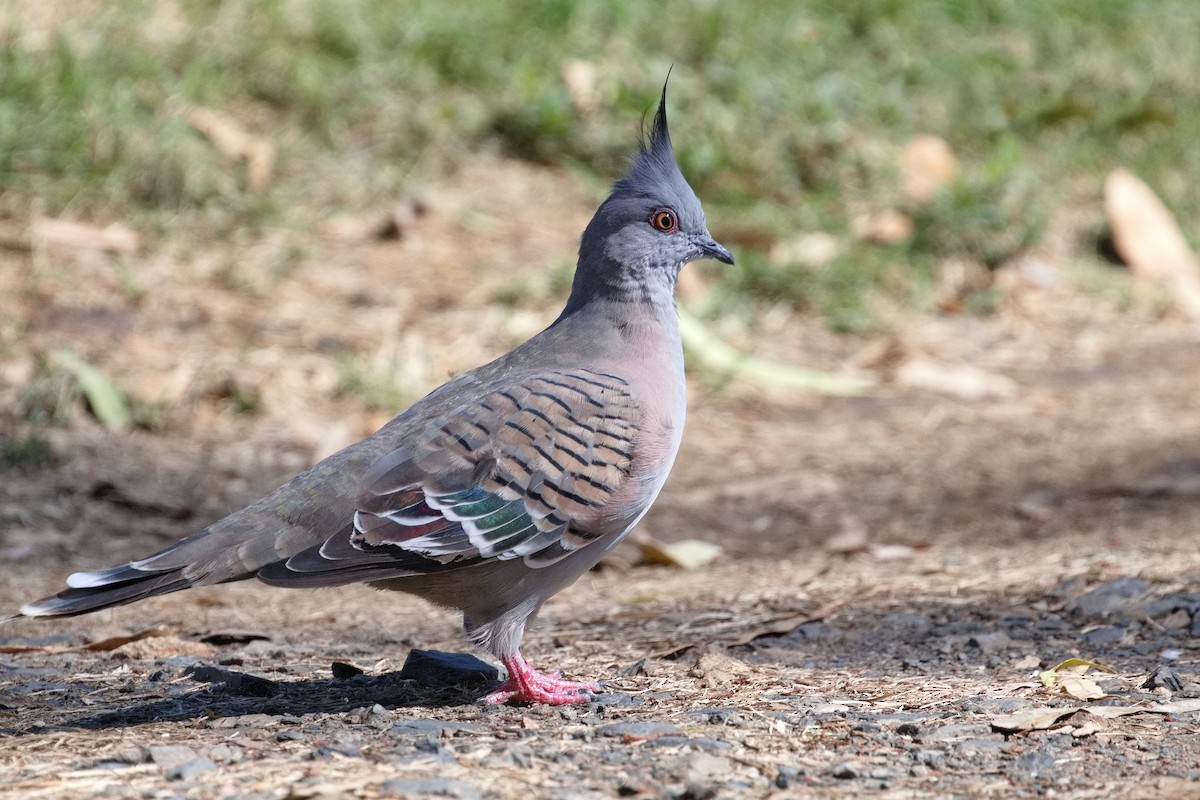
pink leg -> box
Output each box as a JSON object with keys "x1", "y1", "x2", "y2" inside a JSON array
[{"x1": 482, "y1": 653, "x2": 601, "y2": 705}]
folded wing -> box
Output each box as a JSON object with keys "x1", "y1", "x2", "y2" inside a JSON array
[{"x1": 259, "y1": 369, "x2": 639, "y2": 586}]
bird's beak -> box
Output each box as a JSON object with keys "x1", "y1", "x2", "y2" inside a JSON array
[{"x1": 693, "y1": 234, "x2": 735, "y2": 265}]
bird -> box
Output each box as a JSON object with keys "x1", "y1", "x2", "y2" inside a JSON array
[{"x1": 15, "y1": 79, "x2": 733, "y2": 705}]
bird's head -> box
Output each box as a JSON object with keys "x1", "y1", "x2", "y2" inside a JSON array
[{"x1": 570, "y1": 79, "x2": 733, "y2": 309}]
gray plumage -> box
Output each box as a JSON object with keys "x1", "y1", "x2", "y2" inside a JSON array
[{"x1": 18, "y1": 80, "x2": 733, "y2": 704}]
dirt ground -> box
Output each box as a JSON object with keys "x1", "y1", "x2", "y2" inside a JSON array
[{"x1": 2, "y1": 154, "x2": 1200, "y2": 798}]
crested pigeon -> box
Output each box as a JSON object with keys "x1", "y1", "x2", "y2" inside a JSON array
[{"x1": 17, "y1": 81, "x2": 733, "y2": 705}]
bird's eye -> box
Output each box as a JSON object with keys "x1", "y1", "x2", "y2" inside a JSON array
[{"x1": 650, "y1": 209, "x2": 678, "y2": 233}]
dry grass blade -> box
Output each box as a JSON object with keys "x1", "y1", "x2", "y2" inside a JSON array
[{"x1": 677, "y1": 309, "x2": 876, "y2": 395}]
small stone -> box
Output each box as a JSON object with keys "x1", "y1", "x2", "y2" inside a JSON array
[
  {"x1": 684, "y1": 753, "x2": 735, "y2": 797},
  {"x1": 171, "y1": 756, "x2": 217, "y2": 781},
  {"x1": 380, "y1": 776, "x2": 481, "y2": 799},
  {"x1": 967, "y1": 632, "x2": 1013, "y2": 655},
  {"x1": 392, "y1": 718, "x2": 480, "y2": 738},
  {"x1": 928, "y1": 723, "x2": 992, "y2": 742},
  {"x1": 775, "y1": 766, "x2": 802, "y2": 789},
  {"x1": 957, "y1": 738, "x2": 1007, "y2": 755},
  {"x1": 832, "y1": 762, "x2": 861, "y2": 780},
  {"x1": 1007, "y1": 749, "x2": 1056, "y2": 779},
  {"x1": 962, "y1": 696, "x2": 1032, "y2": 715},
  {"x1": 642, "y1": 736, "x2": 732, "y2": 751},
  {"x1": 1065, "y1": 577, "x2": 1153, "y2": 621},
  {"x1": 182, "y1": 664, "x2": 278, "y2": 697},
  {"x1": 595, "y1": 721, "x2": 683, "y2": 739},
  {"x1": 398, "y1": 649, "x2": 498, "y2": 689},
  {"x1": 1158, "y1": 610, "x2": 1192, "y2": 630},
  {"x1": 795, "y1": 622, "x2": 840, "y2": 641},
  {"x1": 880, "y1": 612, "x2": 931, "y2": 633},
  {"x1": 1144, "y1": 665, "x2": 1184, "y2": 693},
  {"x1": 115, "y1": 746, "x2": 149, "y2": 764},
  {"x1": 148, "y1": 745, "x2": 201, "y2": 772},
  {"x1": 1081, "y1": 626, "x2": 1127, "y2": 646},
  {"x1": 207, "y1": 744, "x2": 242, "y2": 764},
  {"x1": 331, "y1": 661, "x2": 365, "y2": 680}
]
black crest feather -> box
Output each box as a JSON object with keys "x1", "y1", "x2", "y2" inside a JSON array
[
  {"x1": 646, "y1": 72, "x2": 673, "y2": 157},
  {"x1": 614, "y1": 73, "x2": 684, "y2": 199}
]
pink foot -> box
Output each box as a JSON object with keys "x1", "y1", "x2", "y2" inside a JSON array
[{"x1": 483, "y1": 654, "x2": 601, "y2": 705}]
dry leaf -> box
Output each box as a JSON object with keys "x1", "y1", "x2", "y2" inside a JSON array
[
  {"x1": 82, "y1": 625, "x2": 175, "y2": 652},
  {"x1": 825, "y1": 515, "x2": 870, "y2": 554},
  {"x1": 1013, "y1": 654, "x2": 1043, "y2": 671},
  {"x1": 562, "y1": 59, "x2": 600, "y2": 118},
  {"x1": 636, "y1": 537, "x2": 722, "y2": 570},
  {"x1": 1070, "y1": 719, "x2": 1105, "y2": 738},
  {"x1": 769, "y1": 232, "x2": 841, "y2": 269},
  {"x1": 0, "y1": 625, "x2": 176, "y2": 654},
  {"x1": 899, "y1": 134, "x2": 958, "y2": 204},
  {"x1": 189, "y1": 107, "x2": 276, "y2": 192},
  {"x1": 53, "y1": 350, "x2": 131, "y2": 432},
  {"x1": 991, "y1": 707, "x2": 1076, "y2": 733},
  {"x1": 1083, "y1": 698, "x2": 1200, "y2": 719},
  {"x1": 1039, "y1": 657, "x2": 1116, "y2": 688},
  {"x1": 115, "y1": 636, "x2": 218, "y2": 660},
  {"x1": 895, "y1": 356, "x2": 1017, "y2": 400},
  {"x1": 1104, "y1": 168, "x2": 1200, "y2": 321},
  {"x1": 32, "y1": 217, "x2": 140, "y2": 253},
  {"x1": 1059, "y1": 676, "x2": 1108, "y2": 701},
  {"x1": 854, "y1": 209, "x2": 914, "y2": 245}
]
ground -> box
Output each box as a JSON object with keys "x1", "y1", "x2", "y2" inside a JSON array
[{"x1": 2, "y1": 154, "x2": 1200, "y2": 798}]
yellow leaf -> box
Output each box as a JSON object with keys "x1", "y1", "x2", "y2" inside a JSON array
[{"x1": 1039, "y1": 657, "x2": 1117, "y2": 687}]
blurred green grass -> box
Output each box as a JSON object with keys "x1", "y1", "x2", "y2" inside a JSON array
[{"x1": 3, "y1": 0, "x2": 1199, "y2": 328}]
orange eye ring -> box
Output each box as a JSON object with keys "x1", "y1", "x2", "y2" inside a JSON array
[{"x1": 650, "y1": 209, "x2": 678, "y2": 233}]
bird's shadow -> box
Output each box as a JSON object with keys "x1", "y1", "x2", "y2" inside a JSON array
[{"x1": 4, "y1": 664, "x2": 494, "y2": 735}]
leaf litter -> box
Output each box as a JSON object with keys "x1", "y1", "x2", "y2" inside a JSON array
[{"x1": 2, "y1": 153, "x2": 1200, "y2": 798}]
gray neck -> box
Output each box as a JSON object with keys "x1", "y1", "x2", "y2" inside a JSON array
[{"x1": 558, "y1": 254, "x2": 678, "y2": 321}]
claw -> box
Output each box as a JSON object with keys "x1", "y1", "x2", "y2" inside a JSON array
[{"x1": 483, "y1": 653, "x2": 600, "y2": 705}]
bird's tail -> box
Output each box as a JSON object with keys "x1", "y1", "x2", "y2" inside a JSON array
[
  {"x1": 16, "y1": 424, "x2": 393, "y2": 619},
  {"x1": 16, "y1": 502, "x2": 351, "y2": 619},
  {"x1": 18, "y1": 563, "x2": 204, "y2": 617},
  {"x1": 16, "y1": 525, "x2": 263, "y2": 618}
]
